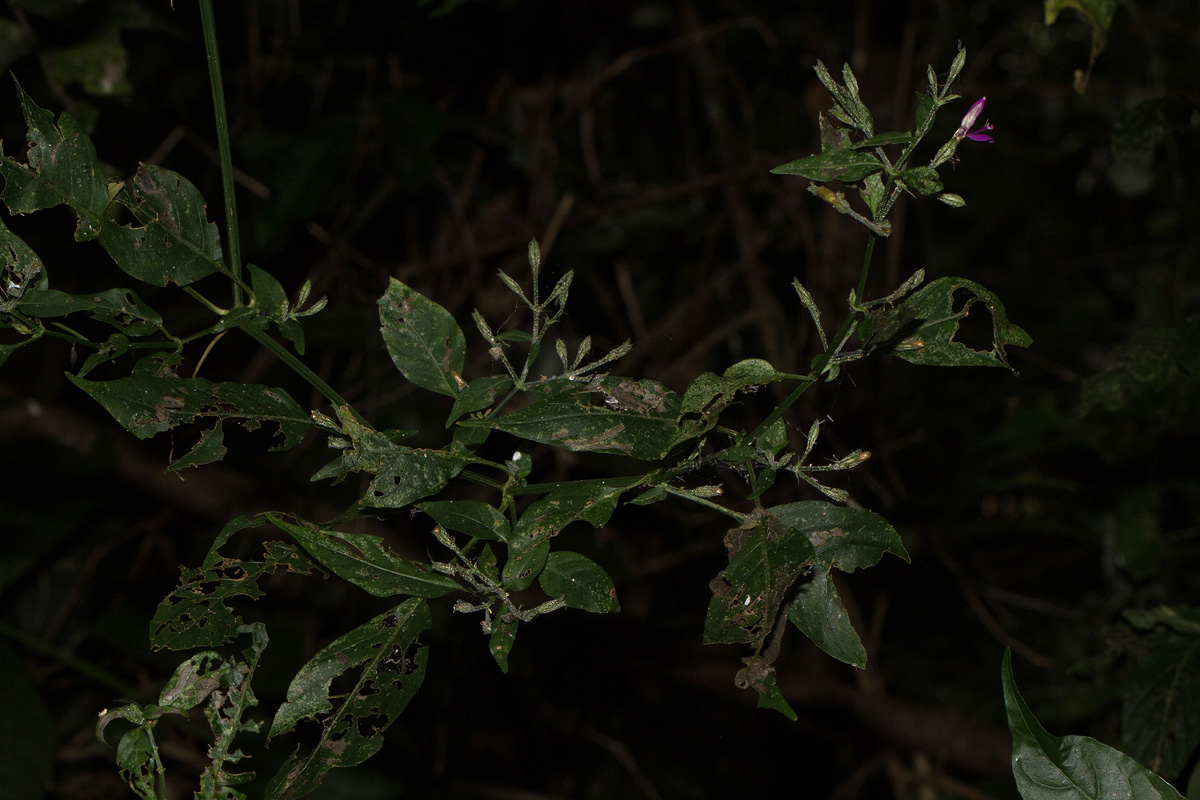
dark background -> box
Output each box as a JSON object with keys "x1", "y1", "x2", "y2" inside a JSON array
[{"x1": 1, "y1": 1, "x2": 1198, "y2": 798}]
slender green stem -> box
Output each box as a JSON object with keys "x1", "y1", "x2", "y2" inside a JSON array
[
  {"x1": 0, "y1": 620, "x2": 145, "y2": 699},
  {"x1": 661, "y1": 485, "x2": 747, "y2": 522},
  {"x1": 238, "y1": 322, "x2": 349, "y2": 409},
  {"x1": 743, "y1": 234, "x2": 878, "y2": 444},
  {"x1": 198, "y1": 0, "x2": 243, "y2": 306}
]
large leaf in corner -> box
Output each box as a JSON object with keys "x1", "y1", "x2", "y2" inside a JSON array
[
  {"x1": 379, "y1": 279, "x2": 466, "y2": 397},
  {"x1": 858, "y1": 277, "x2": 1031, "y2": 371},
  {"x1": 266, "y1": 600, "x2": 431, "y2": 800},
  {"x1": 1002, "y1": 650, "x2": 1185, "y2": 800}
]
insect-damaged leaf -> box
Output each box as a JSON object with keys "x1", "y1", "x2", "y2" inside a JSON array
[
  {"x1": 1002, "y1": 650, "x2": 1185, "y2": 800},
  {"x1": 0, "y1": 78, "x2": 109, "y2": 242},
  {"x1": 265, "y1": 513, "x2": 461, "y2": 599},
  {"x1": 858, "y1": 276, "x2": 1031, "y2": 371},
  {"x1": 99, "y1": 164, "x2": 224, "y2": 287},
  {"x1": 331, "y1": 409, "x2": 467, "y2": 508},
  {"x1": 265, "y1": 600, "x2": 431, "y2": 800},
  {"x1": 379, "y1": 278, "x2": 466, "y2": 397},
  {"x1": 151, "y1": 517, "x2": 317, "y2": 651},
  {"x1": 704, "y1": 508, "x2": 815, "y2": 648},
  {"x1": 462, "y1": 377, "x2": 684, "y2": 460},
  {"x1": 65, "y1": 374, "x2": 311, "y2": 449}
]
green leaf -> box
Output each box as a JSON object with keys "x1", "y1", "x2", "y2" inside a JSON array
[
  {"x1": 332, "y1": 410, "x2": 467, "y2": 508},
  {"x1": 1122, "y1": 633, "x2": 1200, "y2": 781},
  {"x1": 704, "y1": 509, "x2": 816, "y2": 647},
  {"x1": 166, "y1": 423, "x2": 226, "y2": 471},
  {"x1": 266, "y1": 600, "x2": 430, "y2": 800},
  {"x1": 418, "y1": 500, "x2": 510, "y2": 542},
  {"x1": 851, "y1": 131, "x2": 914, "y2": 149},
  {"x1": 1002, "y1": 650, "x2": 1186, "y2": 800},
  {"x1": 19, "y1": 287, "x2": 163, "y2": 336},
  {"x1": 99, "y1": 164, "x2": 224, "y2": 287},
  {"x1": 538, "y1": 551, "x2": 619, "y2": 613},
  {"x1": 788, "y1": 569, "x2": 867, "y2": 667},
  {"x1": 859, "y1": 277, "x2": 1032, "y2": 371},
  {"x1": 151, "y1": 517, "x2": 317, "y2": 650},
  {"x1": 65, "y1": 374, "x2": 311, "y2": 447},
  {"x1": 0, "y1": 78, "x2": 109, "y2": 241},
  {"x1": 0, "y1": 215, "x2": 44, "y2": 312},
  {"x1": 266, "y1": 513, "x2": 461, "y2": 598},
  {"x1": 463, "y1": 377, "x2": 683, "y2": 461},
  {"x1": 504, "y1": 477, "x2": 640, "y2": 590},
  {"x1": 771, "y1": 501, "x2": 910, "y2": 572},
  {"x1": 379, "y1": 278, "x2": 466, "y2": 397},
  {"x1": 898, "y1": 165, "x2": 944, "y2": 196},
  {"x1": 249, "y1": 263, "x2": 289, "y2": 318},
  {"x1": 771, "y1": 147, "x2": 884, "y2": 183},
  {"x1": 488, "y1": 618, "x2": 518, "y2": 674},
  {"x1": 446, "y1": 375, "x2": 513, "y2": 426},
  {"x1": 681, "y1": 358, "x2": 786, "y2": 437}
]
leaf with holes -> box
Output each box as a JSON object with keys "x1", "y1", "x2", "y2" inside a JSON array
[
  {"x1": 151, "y1": 517, "x2": 317, "y2": 651},
  {"x1": 98, "y1": 164, "x2": 224, "y2": 287},
  {"x1": 704, "y1": 508, "x2": 815, "y2": 648},
  {"x1": 0, "y1": 78, "x2": 109, "y2": 241},
  {"x1": 858, "y1": 277, "x2": 1031, "y2": 371},
  {"x1": 265, "y1": 600, "x2": 430, "y2": 800}
]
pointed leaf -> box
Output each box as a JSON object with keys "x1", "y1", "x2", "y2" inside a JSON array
[
  {"x1": 0, "y1": 78, "x2": 109, "y2": 241},
  {"x1": 788, "y1": 568, "x2": 867, "y2": 667},
  {"x1": 266, "y1": 513, "x2": 461, "y2": 598},
  {"x1": 771, "y1": 501, "x2": 909, "y2": 572},
  {"x1": 266, "y1": 601, "x2": 430, "y2": 800},
  {"x1": 418, "y1": 500, "x2": 510, "y2": 542},
  {"x1": 379, "y1": 279, "x2": 466, "y2": 397},
  {"x1": 771, "y1": 148, "x2": 884, "y2": 183},
  {"x1": 1002, "y1": 650, "x2": 1185, "y2": 800}
]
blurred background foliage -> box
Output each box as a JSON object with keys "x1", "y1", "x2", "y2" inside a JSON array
[{"x1": 1, "y1": 1, "x2": 1198, "y2": 798}]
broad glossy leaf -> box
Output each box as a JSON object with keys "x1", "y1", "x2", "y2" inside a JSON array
[
  {"x1": 704, "y1": 509, "x2": 815, "y2": 647},
  {"x1": 418, "y1": 500, "x2": 510, "y2": 542},
  {"x1": 151, "y1": 517, "x2": 316, "y2": 650},
  {"x1": 66, "y1": 374, "x2": 311, "y2": 447},
  {"x1": 333, "y1": 411, "x2": 467, "y2": 508},
  {"x1": 771, "y1": 147, "x2": 884, "y2": 182},
  {"x1": 0, "y1": 78, "x2": 109, "y2": 241},
  {"x1": 1002, "y1": 650, "x2": 1185, "y2": 800},
  {"x1": 266, "y1": 513, "x2": 461, "y2": 598},
  {"x1": 266, "y1": 600, "x2": 430, "y2": 800},
  {"x1": 771, "y1": 501, "x2": 910, "y2": 571},
  {"x1": 538, "y1": 551, "x2": 619, "y2": 613},
  {"x1": 99, "y1": 164, "x2": 224, "y2": 287},
  {"x1": 379, "y1": 279, "x2": 466, "y2": 397},
  {"x1": 788, "y1": 569, "x2": 867, "y2": 667},
  {"x1": 504, "y1": 477, "x2": 641, "y2": 589},
  {"x1": 464, "y1": 377, "x2": 683, "y2": 461},
  {"x1": 859, "y1": 277, "x2": 1032, "y2": 371},
  {"x1": 1122, "y1": 633, "x2": 1200, "y2": 780}
]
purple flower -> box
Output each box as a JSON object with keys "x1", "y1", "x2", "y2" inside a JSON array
[{"x1": 954, "y1": 97, "x2": 994, "y2": 142}]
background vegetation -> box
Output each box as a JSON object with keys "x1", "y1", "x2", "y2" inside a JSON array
[{"x1": 1, "y1": 1, "x2": 1198, "y2": 798}]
